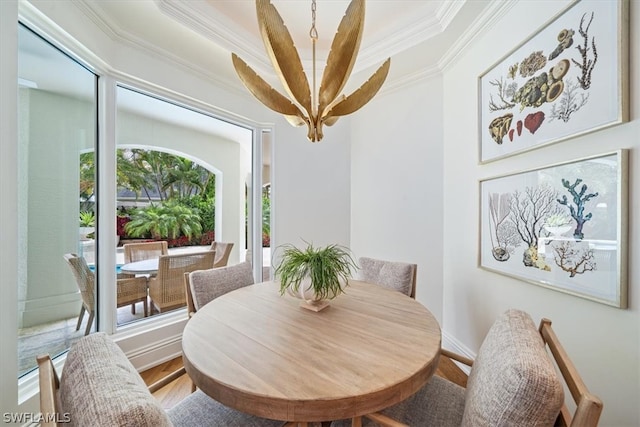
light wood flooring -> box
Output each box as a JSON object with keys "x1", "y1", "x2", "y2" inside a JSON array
[{"x1": 141, "y1": 354, "x2": 468, "y2": 411}]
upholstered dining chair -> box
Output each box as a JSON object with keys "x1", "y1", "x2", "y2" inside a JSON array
[
  {"x1": 182, "y1": 261, "x2": 254, "y2": 392},
  {"x1": 209, "y1": 241, "x2": 235, "y2": 268},
  {"x1": 357, "y1": 257, "x2": 417, "y2": 298},
  {"x1": 185, "y1": 261, "x2": 254, "y2": 316},
  {"x1": 64, "y1": 254, "x2": 149, "y2": 335},
  {"x1": 332, "y1": 309, "x2": 603, "y2": 427},
  {"x1": 148, "y1": 251, "x2": 215, "y2": 313},
  {"x1": 37, "y1": 332, "x2": 284, "y2": 427}
]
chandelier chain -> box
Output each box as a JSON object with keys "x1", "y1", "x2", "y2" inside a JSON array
[
  {"x1": 309, "y1": 0, "x2": 318, "y2": 39},
  {"x1": 310, "y1": 0, "x2": 318, "y2": 120}
]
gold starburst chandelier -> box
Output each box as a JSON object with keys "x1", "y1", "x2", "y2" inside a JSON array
[{"x1": 232, "y1": 0, "x2": 391, "y2": 142}]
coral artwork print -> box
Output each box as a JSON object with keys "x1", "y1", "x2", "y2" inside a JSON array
[
  {"x1": 479, "y1": 1, "x2": 626, "y2": 163},
  {"x1": 480, "y1": 151, "x2": 626, "y2": 307}
]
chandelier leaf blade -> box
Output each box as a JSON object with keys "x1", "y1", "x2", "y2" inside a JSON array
[
  {"x1": 231, "y1": 0, "x2": 390, "y2": 142},
  {"x1": 231, "y1": 53, "x2": 304, "y2": 117},
  {"x1": 256, "y1": 0, "x2": 312, "y2": 116},
  {"x1": 318, "y1": 0, "x2": 365, "y2": 116},
  {"x1": 323, "y1": 58, "x2": 390, "y2": 119}
]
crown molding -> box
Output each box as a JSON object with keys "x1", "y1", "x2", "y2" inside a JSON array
[
  {"x1": 74, "y1": 0, "x2": 244, "y2": 94},
  {"x1": 439, "y1": 0, "x2": 517, "y2": 71},
  {"x1": 155, "y1": 0, "x2": 275, "y2": 77},
  {"x1": 155, "y1": 0, "x2": 461, "y2": 78}
]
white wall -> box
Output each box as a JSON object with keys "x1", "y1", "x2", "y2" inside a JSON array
[
  {"x1": 350, "y1": 1, "x2": 639, "y2": 425},
  {"x1": 272, "y1": 116, "x2": 352, "y2": 252},
  {"x1": 350, "y1": 76, "x2": 445, "y2": 322},
  {"x1": 440, "y1": 1, "x2": 639, "y2": 426}
]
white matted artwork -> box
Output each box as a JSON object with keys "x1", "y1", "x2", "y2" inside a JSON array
[
  {"x1": 478, "y1": 0, "x2": 629, "y2": 163},
  {"x1": 479, "y1": 150, "x2": 628, "y2": 308}
]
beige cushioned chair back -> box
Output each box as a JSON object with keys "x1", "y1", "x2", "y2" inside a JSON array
[
  {"x1": 188, "y1": 261, "x2": 254, "y2": 311},
  {"x1": 60, "y1": 333, "x2": 171, "y2": 426},
  {"x1": 357, "y1": 257, "x2": 417, "y2": 298},
  {"x1": 461, "y1": 309, "x2": 564, "y2": 426}
]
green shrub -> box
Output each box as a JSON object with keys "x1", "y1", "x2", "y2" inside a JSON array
[{"x1": 124, "y1": 202, "x2": 202, "y2": 240}]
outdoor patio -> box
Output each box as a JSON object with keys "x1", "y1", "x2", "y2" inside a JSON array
[{"x1": 18, "y1": 245, "x2": 271, "y2": 377}]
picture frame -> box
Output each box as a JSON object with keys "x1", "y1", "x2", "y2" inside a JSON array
[
  {"x1": 478, "y1": 0, "x2": 629, "y2": 164},
  {"x1": 479, "y1": 150, "x2": 628, "y2": 308}
]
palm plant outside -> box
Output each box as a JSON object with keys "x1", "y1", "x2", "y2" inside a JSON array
[{"x1": 80, "y1": 148, "x2": 270, "y2": 247}]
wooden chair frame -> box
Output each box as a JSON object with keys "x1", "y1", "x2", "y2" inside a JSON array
[
  {"x1": 37, "y1": 353, "x2": 185, "y2": 427},
  {"x1": 357, "y1": 318, "x2": 603, "y2": 427}
]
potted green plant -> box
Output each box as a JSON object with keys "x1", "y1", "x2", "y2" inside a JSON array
[
  {"x1": 274, "y1": 242, "x2": 357, "y2": 312},
  {"x1": 79, "y1": 211, "x2": 96, "y2": 240}
]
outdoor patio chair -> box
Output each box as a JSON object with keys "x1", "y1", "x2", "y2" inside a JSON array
[
  {"x1": 357, "y1": 257, "x2": 417, "y2": 298},
  {"x1": 36, "y1": 332, "x2": 283, "y2": 427},
  {"x1": 148, "y1": 251, "x2": 215, "y2": 313},
  {"x1": 332, "y1": 309, "x2": 603, "y2": 427},
  {"x1": 209, "y1": 241, "x2": 234, "y2": 267},
  {"x1": 64, "y1": 254, "x2": 149, "y2": 335},
  {"x1": 64, "y1": 253, "x2": 96, "y2": 336},
  {"x1": 122, "y1": 241, "x2": 168, "y2": 313},
  {"x1": 124, "y1": 241, "x2": 168, "y2": 264}
]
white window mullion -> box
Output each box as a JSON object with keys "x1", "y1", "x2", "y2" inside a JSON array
[{"x1": 97, "y1": 75, "x2": 117, "y2": 334}]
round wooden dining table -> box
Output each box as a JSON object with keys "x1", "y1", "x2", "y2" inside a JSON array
[{"x1": 182, "y1": 279, "x2": 441, "y2": 424}]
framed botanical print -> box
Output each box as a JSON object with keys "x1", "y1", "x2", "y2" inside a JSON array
[
  {"x1": 479, "y1": 150, "x2": 628, "y2": 308},
  {"x1": 478, "y1": 0, "x2": 629, "y2": 163}
]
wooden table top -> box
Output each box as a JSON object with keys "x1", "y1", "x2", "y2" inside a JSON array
[{"x1": 182, "y1": 280, "x2": 441, "y2": 422}]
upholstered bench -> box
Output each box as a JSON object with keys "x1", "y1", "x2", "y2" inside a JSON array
[{"x1": 38, "y1": 332, "x2": 283, "y2": 427}]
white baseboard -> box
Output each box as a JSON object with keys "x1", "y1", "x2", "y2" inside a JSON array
[
  {"x1": 441, "y1": 329, "x2": 475, "y2": 374},
  {"x1": 112, "y1": 313, "x2": 188, "y2": 373}
]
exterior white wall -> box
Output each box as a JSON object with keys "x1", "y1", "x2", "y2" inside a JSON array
[
  {"x1": 117, "y1": 110, "x2": 245, "y2": 265},
  {"x1": 440, "y1": 2, "x2": 639, "y2": 426}
]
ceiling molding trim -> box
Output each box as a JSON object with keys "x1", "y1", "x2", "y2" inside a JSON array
[
  {"x1": 76, "y1": 0, "x2": 244, "y2": 94},
  {"x1": 438, "y1": 0, "x2": 517, "y2": 72},
  {"x1": 19, "y1": 1, "x2": 111, "y2": 75},
  {"x1": 356, "y1": 14, "x2": 444, "y2": 73},
  {"x1": 155, "y1": 0, "x2": 275, "y2": 77},
  {"x1": 155, "y1": 0, "x2": 459, "y2": 80},
  {"x1": 435, "y1": 0, "x2": 467, "y2": 31},
  {"x1": 380, "y1": 64, "x2": 443, "y2": 96},
  {"x1": 73, "y1": 0, "x2": 122, "y2": 43}
]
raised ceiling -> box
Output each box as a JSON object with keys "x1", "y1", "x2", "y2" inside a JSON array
[{"x1": 80, "y1": 0, "x2": 498, "y2": 90}]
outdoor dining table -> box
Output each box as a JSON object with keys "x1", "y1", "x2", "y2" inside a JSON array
[
  {"x1": 182, "y1": 279, "x2": 442, "y2": 425},
  {"x1": 119, "y1": 258, "x2": 159, "y2": 275}
]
